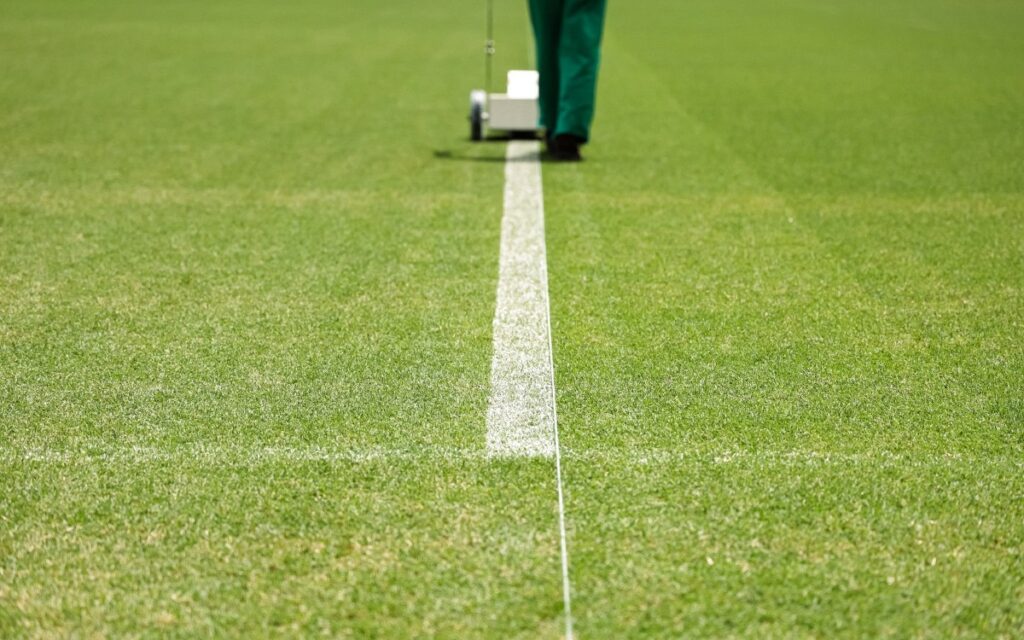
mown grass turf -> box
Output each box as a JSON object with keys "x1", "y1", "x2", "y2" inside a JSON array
[
  {"x1": 3, "y1": 456, "x2": 566, "y2": 637},
  {"x1": 547, "y1": 0, "x2": 1023, "y2": 636},
  {"x1": 2, "y1": 0, "x2": 1023, "y2": 637},
  {"x1": 1, "y1": 1, "x2": 554, "y2": 636}
]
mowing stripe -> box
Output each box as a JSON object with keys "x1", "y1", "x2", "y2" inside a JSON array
[{"x1": 486, "y1": 139, "x2": 574, "y2": 639}]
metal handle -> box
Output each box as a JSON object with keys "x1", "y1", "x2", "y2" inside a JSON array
[{"x1": 485, "y1": 0, "x2": 494, "y2": 95}]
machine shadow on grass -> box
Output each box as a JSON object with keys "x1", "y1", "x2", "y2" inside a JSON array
[
  {"x1": 433, "y1": 137, "x2": 589, "y2": 165},
  {"x1": 432, "y1": 131, "x2": 538, "y2": 164}
]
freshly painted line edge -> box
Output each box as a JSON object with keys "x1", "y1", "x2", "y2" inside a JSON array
[
  {"x1": 485, "y1": 139, "x2": 574, "y2": 639},
  {"x1": 485, "y1": 140, "x2": 557, "y2": 458}
]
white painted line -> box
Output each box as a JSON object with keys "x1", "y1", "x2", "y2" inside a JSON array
[
  {"x1": 485, "y1": 139, "x2": 574, "y2": 639},
  {"x1": 486, "y1": 140, "x2": 557, "y2": 458},
  {"x1": 6, "y1": 446, "x2": 1020, "y2": 469},
  {"x1": 547, "y1": 252, "x2": 575, "y2": 640}
]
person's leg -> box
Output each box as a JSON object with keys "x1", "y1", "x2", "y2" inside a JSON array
[
  {"x1": 554, "y1": 0, "x2": 607, "y2": 142},
  {"x1": 528, "y1": 0, "x2": 563, "y2": 135}
]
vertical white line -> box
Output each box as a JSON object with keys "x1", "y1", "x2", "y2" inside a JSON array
[
  {"x1": 539, "y1": 183, "x2": 575, "y2": 640},
  {"x1": 486, "y1": 140, "x2": 556, "y2": 458},
  {"x1": 486, "y1": 139, "x2": 573, "y2": 639}
]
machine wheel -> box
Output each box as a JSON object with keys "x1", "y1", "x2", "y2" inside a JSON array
[
  {"x1": 470, "y1": 103, "x2": 483, "y2": 141},
  {"x1": 469, "y1": 90, "x2": 486, "y2": 141}
]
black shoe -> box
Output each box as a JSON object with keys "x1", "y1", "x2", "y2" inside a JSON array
[{"x1": 548, "y1": 134, "x2": 583, "y2": 162}]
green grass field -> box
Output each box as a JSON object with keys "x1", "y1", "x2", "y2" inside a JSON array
[{"x1": 2, "y1": 0, "x2": 1023, "y2": 637}]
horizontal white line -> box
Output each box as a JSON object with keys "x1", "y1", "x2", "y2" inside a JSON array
[{"x1": 2, "y1": 447, "x2": 1016, "y2": 467}]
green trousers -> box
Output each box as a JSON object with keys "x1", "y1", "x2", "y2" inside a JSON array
[{"x1": 528, "y1": 0, "x2": 607, "y2": 142}]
